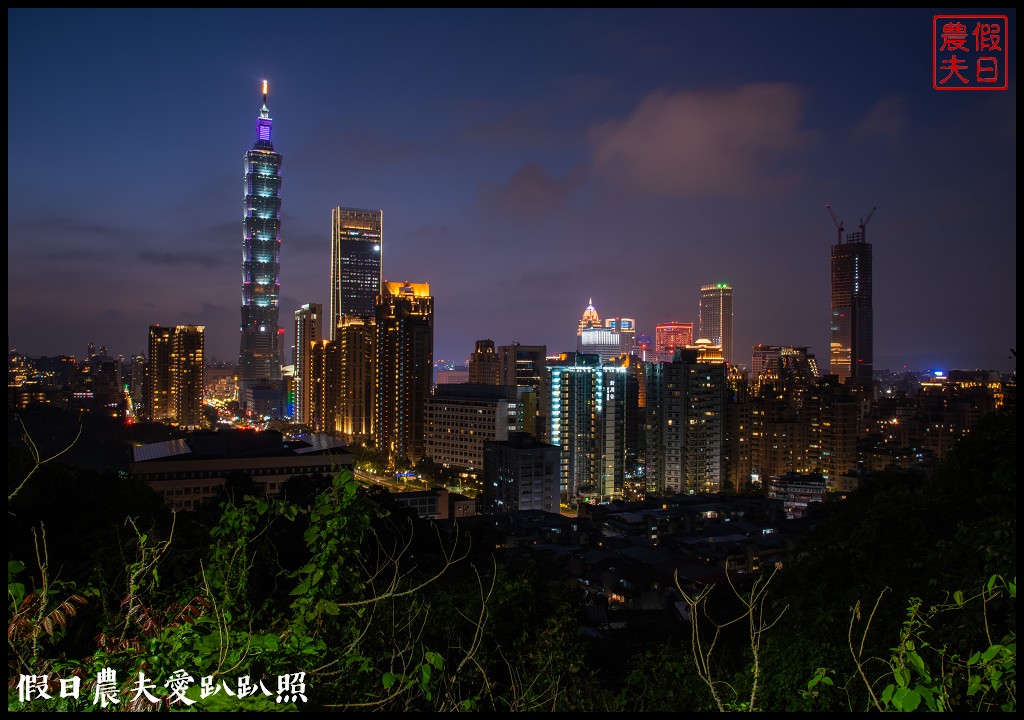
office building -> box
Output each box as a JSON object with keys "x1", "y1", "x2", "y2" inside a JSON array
[
  {"x1": 655, "y1": 322, "x2": 694, "y2": 363},
  {"x1": 425, "y1": 383, "x2": 518, "y2": 489},
  {"x1": 239, "y1": 81, "x2": 284, "y2": 405},
  {"x1": 293, "y1": 303, "x2": 322, "y2": 426},
  {"x1": 468, "y1": 339, "x2": 501, "y2": 385},
  {"x1": 483, "y1": 432, "x2": 561, "y2": 514},
  {"x1": 376, "y1": 281, "x2": 434, "y2": 467},
  {"x1": 633, "y1": 333, "x2": 654, "y2": 361},
  {"x1": 146, "y1": 325, "x2": 204, "y2": 430},
  {"x1": 330, "y1": 207, "x2": 382, "y2": 339},
  {"x1": 435, "y1": 367, "x2": 469, "y2": 385},
  {"x1": 577, "y1": 298, "x2": 601, "y2": 335},
  {"x1": 830, "y1": 212, "x2": 874, "y2": 384},
  {"x1": 576, "y1": 300, "x2": 634, "y2": 363},
  {"x1": 605, "y1": 317, "x2": 636, "y2": 357},
  {"x1": 698, "y1": 284, "x2": 733, "y2": 366}
]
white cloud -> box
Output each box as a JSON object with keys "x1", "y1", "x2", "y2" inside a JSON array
[{"x1": 589, "y1": 83, "x2": 813, "y2": 198}]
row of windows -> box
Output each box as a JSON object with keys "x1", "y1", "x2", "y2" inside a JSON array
[{"x1": 138, "y1": 464, "x2": 338, "y2": 481}]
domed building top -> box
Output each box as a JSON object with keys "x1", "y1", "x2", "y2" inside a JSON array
[{"x1": 578, "y1": 298, "x2": 601, "y2": 334}]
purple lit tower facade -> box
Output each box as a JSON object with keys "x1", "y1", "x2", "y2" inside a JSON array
[{"x1": 238, "y1": 81, "x2": 284, "y2": 407}]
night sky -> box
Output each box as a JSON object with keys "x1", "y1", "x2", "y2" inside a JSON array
[{"x1": 7, "y1": 9, "x2": 1017, "y2": 374}]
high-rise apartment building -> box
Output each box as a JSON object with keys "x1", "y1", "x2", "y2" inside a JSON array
[
  {"x1": 375, "y1": 281, "x2": 434, "y2": 467},
  {"x1": 830, "y1": 214, "x2": 873, "y2": 384},
  {"x1": 751, "y1": 344, "x2": 820, "y2": 382},
  {"x1": 330, "y1": 207, "x2": 382, "y2": 339},
  {"x1": 808, "y1": 378, "x2": 860, "y2": 487},
  {"x1": 293, "y1": 303, "x2": 322, "y2": 426},
  {"x1": 548, "y1": 352, "x2": 630, "y2": 504},
  {"x1": 722, "y1": 365, "x2": 753, "y2": 494},
  {"x1": 655, "y1": 322, "x2": 694, "y2": 363},
  {"x1": 497, "y1": 343, "x2": 548, "y2": 439},
  {"x1": 129, "y1": 353, "x2": 146, "y2": 419},
  {"x1": 335, "y1": 316, "x2": 376, "y2": 443},
  {"x1": 698, "y1": 283, "x2": 733, "y2": 366},
  {"x1": 308, "y1": 339, "x2": 342, "y2": 435},
  {"x1": 146, "y1": 325, "x2": 204, "y2": 430},
  {"x1": 645, "y1": 343, "x2": 727, "y2": 495},
  {"x1": 239, "y1": 81, "x2": 284, "y2": 404}
]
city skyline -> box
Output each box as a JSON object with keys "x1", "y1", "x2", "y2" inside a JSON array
[{"x1": 7, "y1": 9, "x2": 1017, "y2": 374}]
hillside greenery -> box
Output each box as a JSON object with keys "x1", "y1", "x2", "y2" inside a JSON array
[{"x1": 7, "y1": 405, "x2": 1015, "y2": 711}]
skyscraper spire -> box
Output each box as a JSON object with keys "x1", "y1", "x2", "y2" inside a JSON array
[
  {"x1": 255, "y1": 80, "x2": 273, "y2": 145},
  {"x1": 238, "y1": 80, "x2": 284, "y2": 412}
]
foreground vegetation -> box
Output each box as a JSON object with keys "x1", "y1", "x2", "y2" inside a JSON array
[{"x1": 7, "y1": 406, "x2": 1015, "y2": 711}]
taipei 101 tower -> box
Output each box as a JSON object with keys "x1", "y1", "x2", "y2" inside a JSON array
[{"x1": 238, "y1": 80, "x2": 284, "y2": 408}]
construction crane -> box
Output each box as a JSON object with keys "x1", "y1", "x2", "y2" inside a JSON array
[
  {"x1": 859, "y1": 206, "x2": 877, "y2": 236},
  {"x1": 826, "y1": 203, "x2": 844, "y2": 244}
]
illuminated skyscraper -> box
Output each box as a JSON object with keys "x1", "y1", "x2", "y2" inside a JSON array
[
  {"x1": 336, "y1": 316, "x2": 377, "y2": 443},
  {"x1": 830, "y1": 215, "x2": 873, "y2": 383},
  {"x1": 548, "y1": 352, "x2": 630, "y2": 504},
  {"x1": 376, "y1": 281, "x2": 434, "y2": 467},
  {"x1": 577, "y1": 298, "x2": 601, "y2": 335},
  {"x1": 239, "y1": 81, "x2": 284, "y2": 403},
  {"x1": 655, "y1": 322, "x2": 694, "y2": 363},
  {"x1": 576, "y1": 299, "x2": 633, "y2": 362},
  {"x1": 330, "y1": 207, "x2": 382, "y2": 339},
  {"x1": 698, "y1": 283, "x2": 734, "y2": 366},
  {"x1": 146, "y1": 325, "x2": 204, "y2": 430},
  {"x1": 293, "y1": 303, "x2": 322, "y2": 426}
]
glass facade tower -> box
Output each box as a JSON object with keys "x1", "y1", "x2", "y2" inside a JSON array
[
  {"x1": 698, "y1": 283, "x2": 734, "y2": 366},
  {"x1": 330, "y1": 207, "x2": 382, "y2": 340},
  {"x1": 239, "y1": 81, "x2": 284, "y2": 400}
]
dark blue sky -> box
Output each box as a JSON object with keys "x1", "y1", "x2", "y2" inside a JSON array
[{"x1": 8, "y1": 9, "x2": 1017, "y2": 373}]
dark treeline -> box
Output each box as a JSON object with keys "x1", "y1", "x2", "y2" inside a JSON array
[{"x1": 7, "y1": 405, "x2": 1016, "y2": 711}]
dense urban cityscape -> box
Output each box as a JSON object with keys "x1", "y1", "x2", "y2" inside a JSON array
[
  {"x1": 8, "y1": 9, "x2": 1015, "y2": 713},
  {"x1": 7, "y1": 79, "x2": 1015, "y2": 510}
]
